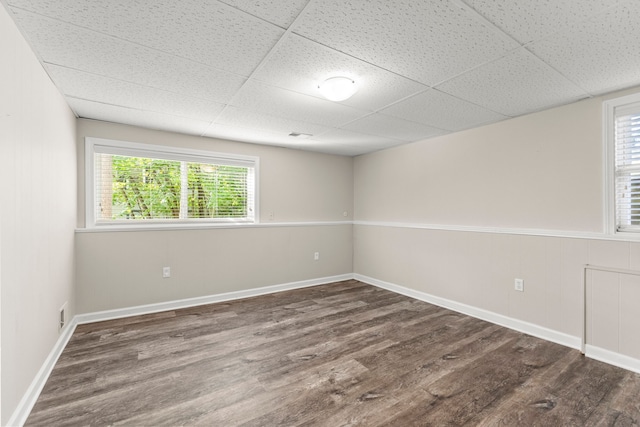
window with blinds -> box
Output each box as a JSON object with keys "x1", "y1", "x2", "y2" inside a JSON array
[
  {"x1": 613, "y1": 101, "x2": 640, "y2": 233},
  {"x1": 86, "y1": 138, "x2": 257, "y2": 227}
]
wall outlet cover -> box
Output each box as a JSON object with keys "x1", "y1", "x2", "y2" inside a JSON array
[{"x1": 514, "y1": 278, "x2": 524, "y2": 292}]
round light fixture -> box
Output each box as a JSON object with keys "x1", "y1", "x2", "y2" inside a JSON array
[{"x1": 318, "y1": 76, "x2": 358, "y2": 102}]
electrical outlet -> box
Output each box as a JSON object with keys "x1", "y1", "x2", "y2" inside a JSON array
[
  {"x1": 163, "y1": 266, "x2": 171, "y2": 278},
  {"x1": 314, "y1": 252, "x2": 320, "y2": 261},
  {"x1": 514, "y1": 278, "x2": 524, "y2": 292}
]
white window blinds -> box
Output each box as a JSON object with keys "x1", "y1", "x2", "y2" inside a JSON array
[
  {"x1": 614, "y1": 104, "x2": 640, "y2": 232},
  {"x1": 86, "y1": 138, "x2": 257, "y2": 227}
]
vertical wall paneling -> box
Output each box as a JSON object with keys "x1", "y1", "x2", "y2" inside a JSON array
[
  {"x1": 619, "y1": 274, "x2": 640, "y2": 358},
  {"x1": 74, "y1": 119, "x2": 354, "y2": 315},
  {"x1": 585, "y1": 265, "x2": 640, "y2": 369},
  {"x1": 1, "y1": 4, "x2": 77, "y2": 425}
]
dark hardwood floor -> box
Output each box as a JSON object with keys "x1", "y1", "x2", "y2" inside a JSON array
[{"x1": 26, "y1": 280, "x2": 640, "y2": 426}]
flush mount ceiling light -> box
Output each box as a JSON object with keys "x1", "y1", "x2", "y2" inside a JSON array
[{"x1": 318, "y1": 76, "x2": 358, "y2": 102}]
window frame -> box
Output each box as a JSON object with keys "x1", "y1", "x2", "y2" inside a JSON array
[
  {"x1": 85, "y1": 137, "x2": 259, "y2": 229},
  {"x1": 604, "y1": 92, "x2": 640, "y2": 238}
]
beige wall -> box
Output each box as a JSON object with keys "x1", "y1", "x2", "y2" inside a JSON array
[
  {"x1": 76, "y1": 225, "x2": 352, "y2": 313},
  {"x1": 75, "y1": 120, "x2": 354, "y2": 313},
  {"x1": 354, "y1": 92, "x2": 640, "y2": 359},
  {"x1": 4, "y1": 2, "x2": 640, "y2": 418},
  {"x1": 77, "y1": 119, "x2": 354, "y2": 226},
  {"x1": 0, "y1": 4, "x2": 77, "y2": 424},
  {"x1": 587, "y1": 267, "x2": 640, "y2": 359},
  {"x1": 355, "y1": 97, "x2": 604, "y2": 231},
  {"x1": 354, "y1": 225, "x2": 640, "y2": 340}
]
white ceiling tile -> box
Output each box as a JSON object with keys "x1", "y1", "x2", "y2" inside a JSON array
[
  {"x1": 302, "y1": 143, "x2": 372, "y2": 157},
  {"x1": 381, "y1": 89, "x2": 508, "y2": 132},
  {"x1": 528, "y1": 1, "x2": 640, "y2": 95},
  {"x1": 9, "y1": 0, "x2": 283, "y2": 76},
  {"x1": 216, "y1": 0, "x2": 310, "y2": 28},
  {"x1": 203, "y1": 124, "x2": 352, "y2": 156},
  {"x1": 461, "y1": 0, "x2": 621, "y2": 44},
  {"x1": 47, "y1": 66, "x2": 225, "y2": 122},
  {"x1": 253, "y1": 34, "x2": 428, "y2": 111},
  {"x1": 292, "y1": 0, "x2": 520, "y2": 86},
  {"x1": 436, "y1": 49, "x2": 590, "y2": 116},
  {"x1": 311, "y1": 128, "x2": 405, "y2": 150},
  {"x1": 68, "y1": 98, "x2": 212, "y2": 136},
  {"x1": 203, "y1": 123, "x2": 308, "y2": 149},
  {"x1": 230, "y1": 80, "x2": 370, "y2": 127},
  {"x1": 215, "y1": 106, "x2": 331, "y2": 137},
  {"x1": 207, "y1": 110, "x2": 407, "y2": 156},
  {"x1": 10, "y1": 10, "x2": 246, "y2": 104},
  {"x1": 8, "y1": 0, "x2": 640, "y2": 157},
  {"x1": 342, "y1": 114, "x2": 447, "y2": 142}
]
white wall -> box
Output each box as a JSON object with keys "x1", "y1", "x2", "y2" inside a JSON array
[
  {"x1": 354, "y1": 90, "x2": 640, "y2": 362},
  {"x1": 3, "y1": 0, "x2": 639, "y2": 418},
  {"x1": 355, "y1": 96, "x2": 604, "y2": 231},
  {"x1": 0, "y1": 4, "x2": 77, "y2": 425},
  {"x1": 76, "y1": 119, "x2": 354, "y2": 227},
  {"x1": 75, "y1": 120, "x2": 354, "y2": 313}
]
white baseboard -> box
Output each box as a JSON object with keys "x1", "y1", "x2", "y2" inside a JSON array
[
  {"x1": 6, "y1": 318, "x2": 79, "y2": 427},
  {"x1": 585, "y1": 344, "x2": 640, "y2": 374},
  {"x1": 358, "y1": 274, "x2": 640, "y2": 373},
  {"x1": 75, "y1": 274, "x2": 354, "y2": 325},
  {"x1": 354, "y1": 274, "x2": 582, "y2": 351},
  {"x1": 12, "y1": 273, "x2": 640, "y2": 426},
  {"x1": 8, "y1": 273, "x2": 353, "y2": 426}
]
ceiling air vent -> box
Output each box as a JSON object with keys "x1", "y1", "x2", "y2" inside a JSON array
[{"x1": 289, "y1": 132, "x2": 312, "y2": 139}]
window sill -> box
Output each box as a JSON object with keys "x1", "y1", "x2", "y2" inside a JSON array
[
  {"x1": 76, "y1": 220, "x2": 353, "y2": 233},
  {"x1": 611, "y1": 230, "x2": 640, "y2": 241}
]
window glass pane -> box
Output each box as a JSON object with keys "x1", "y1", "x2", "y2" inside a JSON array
[
  {"x1": 97, "y1": 154, "x2": 182, "y2": 220},
  {"x1": 93, "y1": 149, "x2": 255, "y2": 224},
  {"x1": 632, "y1": 174, "x2": 640, "y2": 226},
  {"x1": 187, "y1": 163, "x2": 248, "y2": 219},
  {"x1": 614, "y1": 104, "x2": 640, "y2": 232}
]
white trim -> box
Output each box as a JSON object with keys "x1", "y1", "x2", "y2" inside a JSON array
[
  {"x1": 84, "y1": 137, "x2": 260, "y2": 229},
  {"x1": 8, "y1": 274, "x2": 353, "y2": 426},
  {"x1": 359, "y1": 273, "x2": 640, "y2": 374},
  {"x1": 603, "y1": 96, "x2": 616, "y2": 235},
  {"x1": 582, "y1": 265, "x2": 640, "y2": 373},
  {"x1": 353, "y1": 220, "x2": 640, "y2": 242},
  {"x1": 75, "y1": 220, "x2": 352, "y2": 233},
  {"x1": 603, "y1": 92, "x2": 640, "y2": 237},
  {"x1": 12, "y1": 272, "x2": 640, "y2": 425},
  {"x1": 582, "y1": 266, "x2": 588, "y2": 354},
  {"x1": 75, "y1": 274, "x2": 354, "y2": 324},
  {"x1": 86, "y1": 137, "x2": 259, "y2": 165},
  {"x1": 85, "y1": 137, "x2": 95, "y2": 227},
  {"x1": 76, "y1": 218, "x2": 640, "y2": 240},
  {"x1": 7, "y1": 319, "x2": 78, "y2": 427},
  {"x1": 354, "y1": 274, "x2": 582, "y2": 351},
  {"x1": 585, "y1": 264, "x2": 640, "y2": 276},
  {"x1": 585, "y1": 344, "x2": 640, "y2": 374}
]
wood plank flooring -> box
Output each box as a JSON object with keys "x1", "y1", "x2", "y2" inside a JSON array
[{"x1": 26, "y1": 280, "x2": 640, "y2": 426}]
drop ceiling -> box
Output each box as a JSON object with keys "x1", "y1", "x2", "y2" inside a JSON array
[{"x1": 4, "y1": 0, "x2": 640, "y2": 156}]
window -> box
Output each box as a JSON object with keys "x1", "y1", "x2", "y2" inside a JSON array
[
  {"x1": 86, "y1": 138, "x2": 257, "y2": 227},
  {"x1": 605, "y1": 94, "x2": 640, "y2": 234}
]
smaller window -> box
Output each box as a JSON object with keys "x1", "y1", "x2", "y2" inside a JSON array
[
  {"x1": 86, "y1": 138, "x2": 258, "y2": 227},
  {"x1": 605, "y1": 94, "x2": 640, "y2": 234}
]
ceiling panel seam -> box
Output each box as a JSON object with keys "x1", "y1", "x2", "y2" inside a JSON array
[{"x1": 201, "y1": 0, "x2": 321, "y2": 136}]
